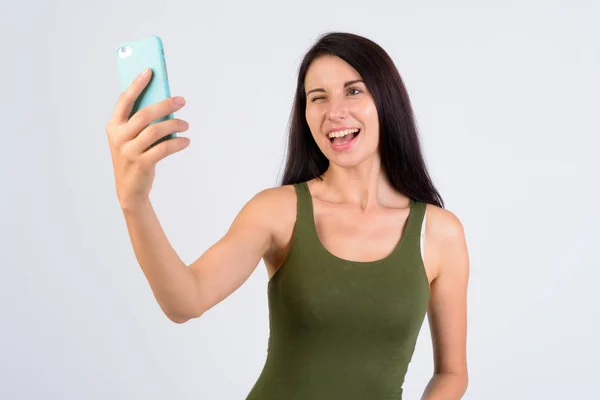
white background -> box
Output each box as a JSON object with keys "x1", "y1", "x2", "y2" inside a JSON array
[{"x1": 1, "y1": 0, "x2": 598, "y2": 398}]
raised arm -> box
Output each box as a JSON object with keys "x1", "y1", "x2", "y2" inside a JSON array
[
  {"x1": 120, "y1": 188, "x2": 278, "y2": 324},
  {"x1": 106, "y1": 67, "x2": 279, "y2": 324}
]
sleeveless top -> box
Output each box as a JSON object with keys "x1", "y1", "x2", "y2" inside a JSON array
[{"x1": 246, "y1": 181, "x2": 430, "y2": 400}]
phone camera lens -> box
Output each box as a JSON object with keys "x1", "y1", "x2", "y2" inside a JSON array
[{"x1": 117, "y1": 45, "x2": 133, "y2": 59}]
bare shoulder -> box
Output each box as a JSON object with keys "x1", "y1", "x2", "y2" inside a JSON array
[
  {"x1": 246, "y1": 184, "x2": 296, "y2": 219},
  {"x1": 245, "y1": 184, "x2": 297, "y2": 244},
  {"x1": 423, "y1": 203, "x2": 468, "y2": 281},
  {"x1": 245, "y1": 184, "x2": 300, "y2": 276},
  {"x1": 424, "y1": 203, "x2": 465, "y2": 240}
]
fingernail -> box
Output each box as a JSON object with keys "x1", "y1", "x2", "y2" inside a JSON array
[
  {"x1": 140, "y1": 68, "x2": 151, "y2": 77},
  {"x1": 173, "y1": 96, "x2": 186, "y2": 105}
]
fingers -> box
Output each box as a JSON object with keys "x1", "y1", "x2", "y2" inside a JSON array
[
  {"x1": 106, "y1": 68, "x2": 190, "y2": 167},
  {"x1": 124, "y1": 118, "x2": 189, "y2": 156},
  {"x1": 108, "y1": 68, "x2": 153, "y2": 129},
  {"x1": 141, "y1": 136, "x2": 191, "y2": 165},
  {"x1": 124, "y1": 96, "x2": 186, "y2": 140}
]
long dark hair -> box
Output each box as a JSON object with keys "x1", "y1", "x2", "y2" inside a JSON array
[{"x1": 278, "y1": 32, "x2": 444, "y2": 208}]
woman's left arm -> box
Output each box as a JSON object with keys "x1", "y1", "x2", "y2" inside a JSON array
[{"x1": 420, "y1": 206, "x2": 470, "y2": 400}]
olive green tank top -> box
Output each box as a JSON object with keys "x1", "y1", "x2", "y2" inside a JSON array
[{"x1": 246, "y1": 181, "x2": 430, "y2": 400}]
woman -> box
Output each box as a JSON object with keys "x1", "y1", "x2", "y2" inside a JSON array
[{"x1": 106, "y1": 32, "x2": 469, "y2": 399}]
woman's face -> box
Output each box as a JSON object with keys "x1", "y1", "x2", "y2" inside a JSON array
[{"x1": 304, "y1": 55, "x2": 380, "y2": 167}]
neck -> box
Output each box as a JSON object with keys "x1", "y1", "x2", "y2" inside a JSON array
[{"x1": 317, "y1": 159, "x2": 398, "y2": 211}]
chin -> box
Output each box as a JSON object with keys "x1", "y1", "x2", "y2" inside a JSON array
[{"x1": 327, "y1": 150, "x2": 378, "y2": 170}]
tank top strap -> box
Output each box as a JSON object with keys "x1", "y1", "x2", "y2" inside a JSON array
[
  {"x1": 291, "y1": 182, "x2": 320, "y2": 247},
  {"x1": 292, "y1": 181, "x2": 311, "y2": 218},
  {"x1": 398, "y1": 198, "x2": 427, "y2": 255}
]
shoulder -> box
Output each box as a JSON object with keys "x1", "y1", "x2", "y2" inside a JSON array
[
  {"x1": 240, "y1": 184, "x2": 298, "y2": 233},
  {"x1": 423, "y1": 203, "x2": 469, "y2": 280},
  {"x1": 244, "y1": 184, "x2": 300, "y2": 260},
  {"x1": 424, "y1": 203, "x2": 465, "y2": 241},
  {"x1": 247, "y1": 184, "x2": 297, "y2": 212}
]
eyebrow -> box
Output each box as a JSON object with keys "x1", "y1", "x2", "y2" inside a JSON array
[{"x1": 305, "y1": 79, "x2": 364, "y2": 96}]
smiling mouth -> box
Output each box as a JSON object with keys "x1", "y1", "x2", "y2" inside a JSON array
[{"x1": 328, "y1": 128, "x2": 361, "y2": 145}]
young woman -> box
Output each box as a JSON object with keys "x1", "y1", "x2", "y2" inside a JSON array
[{"x1": 106, "y1": 32, "x2": 469, "y2": 400}]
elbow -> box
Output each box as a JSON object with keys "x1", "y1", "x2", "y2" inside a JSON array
[
  {"x1": 458, "y1": 370, "x2": 469, "y2": 388},
  {"x1": 168, "y1": 314, "x2": 191, "y2": 324},
  {"x1": 167, "y1": 313, "x2": 194, "y2": 324},
  {"x1": 163, "y1": 286, "x2": 207, "y2": 324},
  {"x1": 166, "y1": 307, "x2": 205, "y2": 324},
  {"x1": 452, "y1": 371, "x2": 469, "y2": 395}
]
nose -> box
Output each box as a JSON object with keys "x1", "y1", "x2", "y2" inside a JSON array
[{"x1": 326, "y1": 97, "x2": 348, "y2": 121}]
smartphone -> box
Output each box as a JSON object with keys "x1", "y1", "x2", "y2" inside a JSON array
[{"x1": 115, "y1": 35, "x2": 176, "y2": 148}]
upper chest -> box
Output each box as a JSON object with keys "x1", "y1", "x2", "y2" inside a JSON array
[
  {"x1": 311, "y1": 198, "x2": 412, "y2": 262},
  {"x1": 265, "y1": 190, "x2": 418, "y2": 276}
]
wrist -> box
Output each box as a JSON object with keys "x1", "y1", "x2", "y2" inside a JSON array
[{"x1": 119, "y1": 197, "x2": 151, "y2": 215}]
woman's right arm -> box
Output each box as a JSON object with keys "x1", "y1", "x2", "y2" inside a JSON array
[
  {"x1": 107, "y1": 68, "x2": 276, "y2": 324},
  {"x1": 121, "y1": 188, "x2": 276, "y2": 324}
]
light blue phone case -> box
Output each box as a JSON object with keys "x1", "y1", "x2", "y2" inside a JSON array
[{"x1": 115, "y1": 35, "x2": 176, "y2": 147}]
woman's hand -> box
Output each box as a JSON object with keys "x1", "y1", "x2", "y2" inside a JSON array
[{"x1": 105, "y1": 68, "x2": 190, "y2": 210}]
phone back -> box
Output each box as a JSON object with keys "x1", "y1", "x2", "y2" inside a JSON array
[{"x1": 115, "y1": 35, "x2": 174, "y2": 128}]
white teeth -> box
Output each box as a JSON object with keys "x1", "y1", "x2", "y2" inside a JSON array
[{"x1": 327, "y1": 128, "x2": 360, "y2": 138}]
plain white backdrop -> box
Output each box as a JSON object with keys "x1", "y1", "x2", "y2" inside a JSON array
[{"x1": 1, "y1": 0, "x2": 598, "y2": 399}]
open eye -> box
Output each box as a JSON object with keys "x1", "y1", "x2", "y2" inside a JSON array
[{"x1": 348, "y1": 87, "x2": 362, "y2": 96}]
